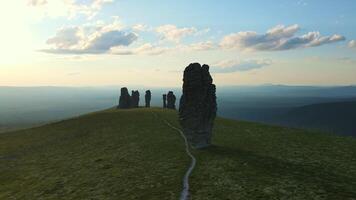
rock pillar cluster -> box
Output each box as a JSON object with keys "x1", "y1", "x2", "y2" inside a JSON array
[
  {"x1": 118, "y1": 87, "x2": 141, "y2": 109},
  {"x1": 179, "y1": 63, "x2": 217, "y2": 149},
  {"x1": 162, "y1": 91, "x2": 177, "y2": 109}
]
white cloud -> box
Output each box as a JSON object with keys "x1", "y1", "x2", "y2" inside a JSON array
[
  {"x1": 43, "y1": 17, "x2": 217, "y2": 56},
  {"x1": 67, "y1": 0, "x2": 114, "y2": 19},
  {"x1": 132, "y1": 43, "x2": 169, "y2": 55},
  {"x1": 111, "y1": 43, "x2": 170, "y2": 55},
  {"x1": 46, "y1": 26, "x2": 81, "y2": 49},
  {"x1": 42, "y1": 19, "x2": 137, "y2": 54},
  {"x1": 348, "y1": 40, "x2": 356, "y2": 48},
  {"x1": 44, "y1": 22, "x2": 346, "y2": 56},
  {"x1": 28, "y1": 0, "x2": 115, "y2": 19},
  {"x1": 28, "y1": 0, "x2": 47, "y2": 6},
  {"x1": 156, "y1": 24, "x2": 197, "y2": 43},
  {"x1": 86, "y1": 31, "x2": 137, "y2": 53},
  {"x1": 220, "y1": 24, "x2": 345, "y2": 51},
  {"x1": 211, "y1": 59, "x2": 272, "y2": 73},
  {"x1": 132, "y1": 24, "x2": 149, "y2": 32},
  {"x1": 195, "y1": 28, "x2": 211, "y2": 36},
  {"x1": 188, "y1": 41, "x2": 217, "y2": 51},
  {"x1": 111, "y1": 40, "x2": 218, "y2": 56}
]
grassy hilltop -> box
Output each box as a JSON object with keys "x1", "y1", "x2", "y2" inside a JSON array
[{"x1": 0, "y1": 108, "x2": 356, "y2": 199}]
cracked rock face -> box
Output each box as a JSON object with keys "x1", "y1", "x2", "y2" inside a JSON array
[
  {"x1": 118, "y1": 87, "x2": 131, "y2": 109},
  {"x1": 179, "y1": 63, "x2": 217, "y2": 149},
  {"x1": 131, "y1": 90, "x2": 140, "y2": 108},
  {"x1": 145, "y1": 90, "x2": 151, "y2": 108},
  {"x1": 166, "y1": 91, "x2": 176, "y2": 110}
]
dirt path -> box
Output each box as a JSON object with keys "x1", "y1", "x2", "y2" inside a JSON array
[{"x1": 152, "y1": 112, "x2": 196, "y2": 200}]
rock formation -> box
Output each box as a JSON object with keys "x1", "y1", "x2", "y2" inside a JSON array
[
  {"x1": 166, "y1": 91, "x2": 176, "y2": 110},
  {"x1": 179, "y1": 63, "x2": 217, "y2": 149},
  {"x1": 118, "y1": 87, "x2": 131, "y2": 109},
  {"x1": 163, "y1": 94, "x2": 167, "y2": 108},
  {"x1": 131, "y1": 90, "x2": 140, "y2": 108},
  {"x1": 145, "y1": 90, "x2": 151, "y2": 107}
]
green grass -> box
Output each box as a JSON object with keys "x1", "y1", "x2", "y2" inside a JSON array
[
  {"x1": 0, "y1": 124, "x2": 41, "y2": 134},
  {"x1": 1, "y1": 108, "x2": 356, "y2": 199}
]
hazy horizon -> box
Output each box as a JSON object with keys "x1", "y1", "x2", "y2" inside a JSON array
[
  {"x1": 1, "y1": 83, "x2": 356, "y2": 88},
  {"x1": 2, "y1": 85, "x2": 356, "y2": 136}
]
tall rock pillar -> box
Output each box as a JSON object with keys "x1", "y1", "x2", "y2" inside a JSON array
[
  {"x1": 118, "y1": 87, "x2": 131, "y2": 109},
  {"x1": 131, "y1": 90, "x2": 140, "y2": 108},
  {"x1": 166, "y1": 91, "x2": 176, "y2": 110},
  {"x1": 145, "y1": 90, "x2": 151, "y2": 107},
  {"x1": 163, "y1": 94, "x2": 167, "y2": 108},
  {"x1": 179, "y1": 63, "x2": 217, "y2": 148}
]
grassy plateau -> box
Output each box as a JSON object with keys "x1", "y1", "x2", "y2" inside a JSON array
[{"x1": 0, "y1": 108, "x2": 355, "y2": 199}]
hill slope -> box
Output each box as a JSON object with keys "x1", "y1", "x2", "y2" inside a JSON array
[
  {"x1": 281, "y1": 100, "x2": 356, "y2": 136},
  {"x1": 1, "y1": 108, "x2": 356, "y2": 199}
]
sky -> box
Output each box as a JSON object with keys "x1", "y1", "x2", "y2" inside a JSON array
[{"x1": 0, "y1": 0, "x2": 356, "y2": 87}]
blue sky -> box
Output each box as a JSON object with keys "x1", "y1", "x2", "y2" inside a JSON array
[{"x1": 0, "y1": 0, "x2": 355, "y2": 86}]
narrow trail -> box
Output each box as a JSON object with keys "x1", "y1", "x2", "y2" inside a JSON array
[{"x1": 152, "y1": 112, "x2": 196, "y2": 200}]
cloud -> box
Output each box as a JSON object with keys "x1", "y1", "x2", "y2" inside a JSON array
[
  {"x1": 348, "y1": 40, "x2": 356, "y2": 48},
  {"x1": 132, "y1": 24, "x2": 149, "y2": 32},
  {"x1": 156, "y1": 24, "x2": 197, "y2": 43},
  {"x1": 28, "y1": 0, "x2": 114, "y2": 19},
  {"x1": 41, "y1": 19, "x2": 137, "y2": 54},
  {"x1": 67, "y1": 0, "x2": 115, "y2": 19},
  {"x1": 188, "y1": 41, "x2": 217, "y2": 51},
  {"x1": 111, "y1": 40, "x2": 218, "y2": 55},
  {"x1": 46, "y1": 26, "x2": 81, "y2": 49},
  {"x1": 194, "y1": 28, "x2": 211, "y2": 36},
  {"x1": 131, "y1": 43, "x2": 169, "y2": 55},
  {"x1": 111, "y1": 43, "x2": 170, "y2": 55},
  {"x1": 86, "y1": 31, "x2": 137, "y2": 53},
  {"x1": 42, "y1": 18, "x2": 216, "y2": 56},
  {"x1": 45, "y1": 22, "x2": 345, "y2": 56},
  {"x1": 210, "y1": 59, "x2": 272, "y2": 73},
  {"x1": 28, "y1": 0, "x2": 47, "y2": 6},
  {"x1": 220, "y1": 24, "x2": 345, "y2": 51}
]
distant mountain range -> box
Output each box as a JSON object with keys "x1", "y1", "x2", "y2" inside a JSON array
[
  {"x1": 1, "y1": 85, "x2": 356, "y2": 136},
  {"x1": 217, "y1": 85, "x2": 356, "y2": 98}
]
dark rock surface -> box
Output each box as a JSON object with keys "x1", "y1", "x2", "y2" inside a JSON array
[
  {"x1": 145, "y1": 90, "x2": 151, "y2": 108},
  {"x1": 179, "y1": 63, "x2": 217, "y2": 148},
  {"x1": 118, "y1": 87, "x2": 131, "y2": 109},
  {"x1": 163, "y1": 94, "x2": 167, "y2": 108},
  {"x1": 166, "y1": 91, "x2": 176, "y2": 110},
  {"x1": 131, "y1": 90, "x2": 140, "y2": 108}
]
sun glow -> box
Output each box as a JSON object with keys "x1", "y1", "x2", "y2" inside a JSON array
[{"x1": 0, "y1": 1, "x2": 38, "y2": 65}]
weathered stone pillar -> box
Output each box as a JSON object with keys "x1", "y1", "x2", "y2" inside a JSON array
[
  {"x1": 179, "y1": 63, "x2": 217, "y2": 148},
  {"x1": 163, "y1": 94, "x2": 167, "y2": 108},
  {"x1": 118, "y1": 87, "x2": 131, "y2": 109},
  {"x1": 166, "y1": 91, "x2": 176, "y2": 110},
  {"x1": 131, "y1": 90, "x2": 140, "y2": 108},
  {"x1": 145, "y1": 90, "x2": 151, "y2": 107}
]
